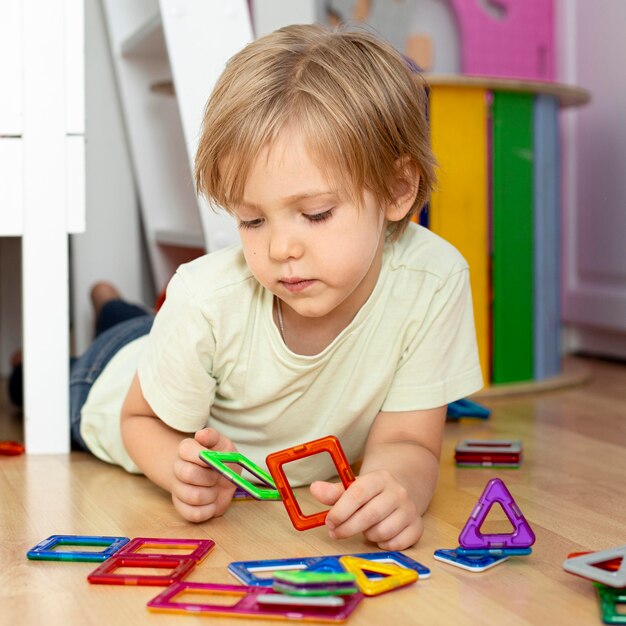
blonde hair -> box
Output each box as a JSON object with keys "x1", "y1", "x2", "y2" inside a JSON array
[{"x1": 195, "y1": 24, "x2": 436, "y2": 239}]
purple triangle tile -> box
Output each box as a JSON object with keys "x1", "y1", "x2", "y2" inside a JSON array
[{"x1": 459, "y1": 478, "x2": 536, "y2": 549}]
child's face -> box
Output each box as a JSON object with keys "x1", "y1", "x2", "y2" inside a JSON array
[{"x1": 233, "y1": 131, "x2": 387, "y2": 324}]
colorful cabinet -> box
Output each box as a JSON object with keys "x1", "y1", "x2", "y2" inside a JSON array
[{"x1": 427, "y1": 76, "x2": 589, "y2": 385}]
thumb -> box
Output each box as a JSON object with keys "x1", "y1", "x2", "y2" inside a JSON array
[
  {"x1": 194, "y1": 427, "x2": 235, "y2": 452},
  {"x1": 310, "y1": 481, "x2": 345, "y2": 507}
]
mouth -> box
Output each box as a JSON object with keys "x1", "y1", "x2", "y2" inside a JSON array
[{"x1": 279, "y1": 278, "x2": 316, "y2": 293}]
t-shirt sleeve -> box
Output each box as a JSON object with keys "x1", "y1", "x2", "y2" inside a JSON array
[
  {"x1": 137, "y1": 271, "x2": 216, "y2": 433},
  {"x1": 381, "y1": 267, "x2": 483, "y2": 411}
]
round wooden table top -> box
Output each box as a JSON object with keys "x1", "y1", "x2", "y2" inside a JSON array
[{"x1": 425, "y1": 73, "x2": 591, "y2": 107}]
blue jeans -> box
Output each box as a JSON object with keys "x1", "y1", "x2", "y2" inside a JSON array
[{"x1": 69, "y1": 301, "x2": 154, "y2": 450}]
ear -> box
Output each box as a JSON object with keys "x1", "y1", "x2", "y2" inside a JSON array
[{"x1": 385, "y1": 157, "x2": 420, "y2": 223}]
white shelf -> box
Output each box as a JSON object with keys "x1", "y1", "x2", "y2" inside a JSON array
[
  {"x1": 101, "y1": 1, "x2": 312, "y2": 291},
  {"x1": 121, "y1": 13, "x2": 163, "y2": 57},
  {"x1": 150, "y1": 79, "x2": 174, "y2": 95},
  {"x1": 155, "y1": 227, "x2": 204, "y2": 249}
]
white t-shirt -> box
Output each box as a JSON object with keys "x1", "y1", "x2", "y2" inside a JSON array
[
  {"x1": 81, "y1": 223, "x2": 483, "y2": 482},
  {"x1": 79, "y1": 336, "x2": 149, "y2": 472}
]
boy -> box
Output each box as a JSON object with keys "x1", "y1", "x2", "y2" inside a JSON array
[{"x1": 92, "y1": 25, "x2": 482, "y2": 550}]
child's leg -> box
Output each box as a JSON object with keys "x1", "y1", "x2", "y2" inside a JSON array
[
  {"x1": 95, "y1": 300, "x2": 152, "y2": 337},
  {"x1": 91, "y1": 281, "x2": 152, "y2": 337},
  {"x1": 69, "y1": 314, "x2": 154, "y2": 450},
  {"x1": 7, "y1": 354, "x2": 23, "y2": 408},
  {"x1": 5, "y1": 282, "x2": 151, "y2": 409}
]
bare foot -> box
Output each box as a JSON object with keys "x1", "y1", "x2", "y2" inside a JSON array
[
  {"x1": 90, "y1": 281, "x2": 122, "y2": 317},
  {"x1": 10, "y1": 349, "x2": 22, "y2": 368}
]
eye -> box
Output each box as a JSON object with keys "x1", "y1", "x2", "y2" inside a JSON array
[
  {"x1": 238, "y1": 218, "x2": 264, "y2": 230},
  {"x1": 304, "y1": 209, "x2": 334, "y2": 223}
]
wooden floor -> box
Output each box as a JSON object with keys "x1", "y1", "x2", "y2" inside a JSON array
[{"x1": 1, "y1": 356, "x2": 625, "y2": 625}]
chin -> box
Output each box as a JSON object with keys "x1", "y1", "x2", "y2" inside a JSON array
[{"x1": 289, "y1": 302, "x2": 333, "y2": 319}]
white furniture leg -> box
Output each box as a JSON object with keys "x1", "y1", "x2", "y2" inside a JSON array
[{"x1": 21, "y1": 0, "x2": 73, "y2": 453}]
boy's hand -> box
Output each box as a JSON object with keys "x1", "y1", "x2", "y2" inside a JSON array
[
  {"x1": 310, "y1": 471, "x2": 424, "y2": 551},
  {"x1": 171, "y1": 427, "x2": 237, "y2": 523}
]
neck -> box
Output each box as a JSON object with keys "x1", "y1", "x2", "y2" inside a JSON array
[{"x1": 276, "y1": 300, "x2": 345, "y2": 355}]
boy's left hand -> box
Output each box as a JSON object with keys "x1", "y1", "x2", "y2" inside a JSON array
[{"x1": 310, "y1": 471, "x2": 424, "y2": 551}]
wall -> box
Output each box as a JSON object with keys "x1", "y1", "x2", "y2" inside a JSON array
[{"x1": 558, "y1": 0, "x2": 626, "y2": 358}]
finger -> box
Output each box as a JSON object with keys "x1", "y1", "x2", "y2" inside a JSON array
[
  {"x1": 361, "y1": 507, "x2": 410, "y2": 543},
  {"x1": 194, "y1": 427, "x2": 219, "y2": 449},
  {"x1": 172, "y1": 475, "x2": 218, "y2": 505},
  {"x1": 173, "y1": 456, "x2": 220, "y2": 488},
  {"x1": 194, "y1": 428, "x2": 236, "y2": 452},
  {"x1": 330, "y1": 492, "x2": 397, "y2": 539},
  {"x1": 215, "y1": 472, "x2": 238, "y2": 498},
  {"x1": 325, "y1": 477, "x2": 384, "y2": 530},
  {"x1": 179, "y1": 436, "x2": 215, "y2": 467},
  {"x1": 174, "y1": 457, "x2": 237, "y2": 500},
  {"x1": 310, "y1": 481, "x2": 345, "y2": 507},
  {"x1": 173, "y1": 475, "x2": 235, "y2": 515},
  {"x1": 372, "y1": 518, "x2": 424, "y2": 551},
  {"x1": 173, "y1": 490, "x2": 234, "y2": 523},
  {"x1": 172, "y1": 493, "x2": 218, "y2": 523},
  {"x1": 179, "y1": 437, "x2": 241, "y2": 508},
  {"x1": 213, "y1": 483, "x2": 237, "y2": 516}
]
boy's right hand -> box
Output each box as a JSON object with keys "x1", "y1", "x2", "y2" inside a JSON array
[{"x1": 171, "y1": 427, "x2": 237, "y2": 523}]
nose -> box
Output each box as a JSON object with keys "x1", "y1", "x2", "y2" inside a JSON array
[{"x1": 268, "y1": 225, "x2": 304, "y2": 262}]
